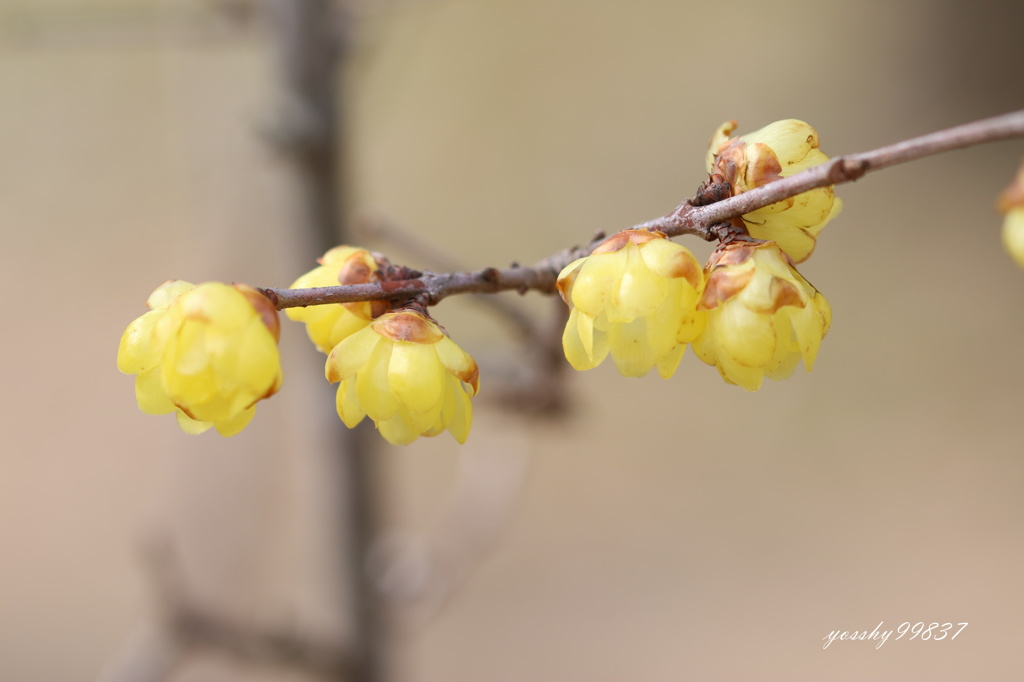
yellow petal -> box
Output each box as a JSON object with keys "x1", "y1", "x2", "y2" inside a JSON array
[
  {"x1": 555, "y1": 258, "x2": 587, "y2": 305},
  {"x1": 639, "y1": 238, "x2": 703, "y2": 289},
  {"x1": 179, "y1": 284, "x2": 249, "y2": 330},
  {"x1": 607, "y1": 318, "x2": 657, "y2": 377},
  {"x1": 117, "y1": 311, "x2": 163, "y2": 374},
  {"x1": 718, "y1": 354, "x2": 764, "y2": 392},
  {"x1": 355, "y1": 339, "x2": 399, "y2": 420},
  {"x1": 677, "y1": 307, "x2": 706, "y2": 345},
  {"x1": 690, "y1": 323, "x2": 718, "y2": 366},
  {"x1": 716, "y1": 303, "x2": 776, "y2": 368},
  {"x1": 135, "y1": 368, "x2": 175, "y2": 414},
  {"x1": 573, "y1": 309, "x2": 595, "y2": 360},
  {"x1": 1003, "y1": 208, "x2": 1024, "y2": 268},
  {"x1": 786, "y1": 307, "x2": 824, "y2": 370},
  {"x1": 654, "y1": 343, "x2": 685, "y2": 379},
  {"x1": 335, "y1": 380, "x2": 366, "y2": 428},
  {"x1": 231, "y1": 318, "x2": 281, "y2": 396},
  {"x1": 562, "y1": 312, "x2": 609, "y2": 371},
  {"x1": 171, "y1": 319, "x2": 211, "y2": 376},
  {"x1": 571, "y1": 252, "x2": 626, "y2": 318},
  {"x1": 378, "y1": 412, "x2": 421, "y2": 446},
  {"x1": 607, "y1": 244, "x2": 666, "y2": 322},
  {"x1": 646, "y1": 287, "x2": 685, "y2": 355},
  {"x1": 213, "y1": 406, "x2": 256, "y2": 436},
  {"x1": 814, "y1": 291, "x2": 832, "y2": 338},
  {"x1": 388, "y1": 341, "x2": 445, "y2": 415},
  {"x1": 146, "y1": 280, "x2": 194, "y2": 310},
  {"x1": 434, "y1": 336, "x2": 479, "y2": 395},
  {"x1": 743, "y1": 219, "x2": 817, "y2": 264},
  {"x1": 445, "y1": 375, "x2": 473, "y2": 444},
  {"x1": 764, "y1": 346, "x2": 802, "y2": 381},
  {"x1": 326, "y1": 326, "x2": 380, "y2": 383},
  {"x1": 742, "y1": 119, "x2": 818, "y2": 167},
  {"x1": 706, "y1": 120, "x2": 737, "y2": 172},
  {"x1": 176, "y1": 409, "x2": 213, "y2": 434}
]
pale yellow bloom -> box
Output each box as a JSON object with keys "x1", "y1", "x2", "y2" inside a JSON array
[
  {"x1": 997, "y1": 161, "x2": 1024, "y2": 269},
  {"x1": 325, "y1": 309, "x2": 479, "y2": 445},
  {"x1": 707, "y1": 119, "x2": 842, "y2": 263},
  {"x1": 285, "y1": 246, "x2": 386, "y2": 353},
  {"x1": 556, "y1": 230, "x2": 705, "y2": 378},
  {"x1": 117, "y1": 281, "x2": 283, "y2": 436},
  {"x1": 692, "y1": 241, "x2": 830, "y2": 391}
]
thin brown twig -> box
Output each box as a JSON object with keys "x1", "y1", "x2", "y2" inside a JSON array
[
  {"x1": 262, "y1": 109, "x2": 1024, "y2": 310},
  {"x1": 354, "y1": 214, "x2": 543, "y2": 342}
]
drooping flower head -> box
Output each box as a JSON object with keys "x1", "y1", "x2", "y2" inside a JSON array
[
  {"x1": 707, "y1": 119, "x2": 842, "y2": 263},
  {"x1": 556, "y1": 229, "x2": 705, "y2": 378},
  {"x1": 285, "y1": 246, "x2": 388, "y2": 353},
  {"x1": 325, "y1": 308, "x2": 479, "y2": 445},
  {"x1": 117, "y1": 281, "x2": 283, "y2": 436},
  {"x1": 998, "y1": 160, "x2": 1024, "y2": 269},
  {"x1": 692, "y1": 241, "x2": 831, "y2": 391}
]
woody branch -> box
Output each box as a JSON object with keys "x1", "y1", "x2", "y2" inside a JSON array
[{"x1": 262, "y1": 109, "x2": 1024, "y2": 311}]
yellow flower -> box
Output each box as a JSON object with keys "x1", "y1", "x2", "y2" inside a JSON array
[
  {"x1": 997, "y1": 161, "x2": 1024, "y2": 269},
  {"x1": 556, "y1": 229, "x2": 705, "y2": 378},
  {"x1": 692, "y1": 241, "x2": 831, "y2": 391},
  {"x1": 707, "y1": 119, "x2": 842, "y2": 263},
  {"x1": 285, "y1": 246, "x2": 387, "y2": 353},
  {"x1": 117, "y1": 281, "x2": 283, "y2": 436},
  {"x1": 325, "y1": 309, "x2": 480, "y2": 445}
]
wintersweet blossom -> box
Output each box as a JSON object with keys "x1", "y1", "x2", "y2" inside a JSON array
[
  {"x1": 556, "y1": 229, "x2": 705, "y2": 378},
  {"x1": 707, "y1": 119, "x2": 842, "y2": 263},
  {"x1": 285, "y1": 246, "x2": 388, "y2": 353},
  {"x1": 692, "y1": 241, "x2": 831, "y2": 391},
  {"x1": 325, "y1": 309, "x2": 479, "y2": 445},
  {"x1": 117, "y1": 281, "x2": 283, "y2": 436}
]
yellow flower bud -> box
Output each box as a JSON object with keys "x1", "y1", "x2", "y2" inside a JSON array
[
  {"x1": 707, "y1": 119, "x2": 842, "y2": 263},
  {"x1": 556, "y1": 229, "x2": 705, "y2": 378},
  {"x1": 997, "y1": 161, "x2": 1024, "y2": 269},
  {"x1": 325, "y1": 309, "x2": 480, "y2": 445},
  {"x1": 117, "y1": 281, "x2": 283, "y2": 436},
  {"x1": 285, "y1": 246, "x2": 388, "y2": 353},
  {"x1": 692, "y1": 241, "x2": 831, "y2": 391}
]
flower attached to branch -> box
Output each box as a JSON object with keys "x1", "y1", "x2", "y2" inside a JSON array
[
  {"x1": 325, "y1": 308, "x2": 480, "y2": 445},
  {"x1": 691, "y1": 241, "x2": 831, "y2": 391},
  {"x1": 707, "y1": 119, "x2": 842, "y2": 263},
  {"x1": 285, "y1": 246, "x2": 389, "y2": 353},
  {"x1": 117, "y1": 281, "x2": 284, "y2": 435},
  {"x1": 556, "y1": 229, "x2": 705, "y2": 378},
  {"x1": 998, "y1": 161, "x2": 1024, "y2": 269}
]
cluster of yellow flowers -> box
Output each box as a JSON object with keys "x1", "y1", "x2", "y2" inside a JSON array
[
  {"x1": 557, "y1": 119, "x2": 839, "y2": 390},
  {"x1": 282, "y1": 249, "x2": 480, "y2": 446},
  {"x1": 117, "y1": 281, "x2": 283, "y2": 436},
  {"x1": 119, "y1": 251, "x2": 479, "y2": 445},
  {"x1": 117, "y1": 118, "x2": 847, "y2": 444}
]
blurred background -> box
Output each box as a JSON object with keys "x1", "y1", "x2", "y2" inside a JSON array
[{"x1": 2, "y1": 0, "x2": 1023, "y2": 680}]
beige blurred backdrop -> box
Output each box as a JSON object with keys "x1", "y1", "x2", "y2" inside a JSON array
[{"x1": 1, "y1": 0, "x2": 1023, "y2": 680}]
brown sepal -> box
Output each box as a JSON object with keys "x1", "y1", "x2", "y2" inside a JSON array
[
  {"x1": 590, "y1": 229, "x2": 666, "y2": 255},
  {"x1": 234, "y1": 284, "x2": 282, "y2": 342}
]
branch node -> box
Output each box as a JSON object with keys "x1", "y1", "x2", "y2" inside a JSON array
[
  {"x1": 691, "y1": 174, "x2": 732, "y2": 206},
  {"x1": 836, "y1": 157, "x2": 869, "y2": 182},
  {"x1": 258, "y1": 287, "x2": 280, "y2": 307}
]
